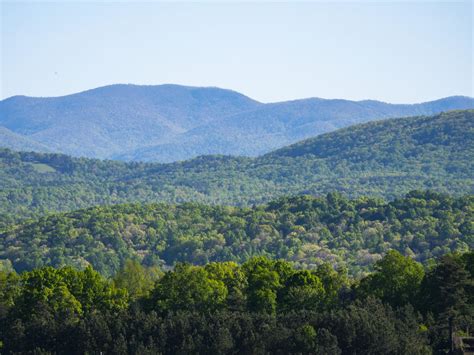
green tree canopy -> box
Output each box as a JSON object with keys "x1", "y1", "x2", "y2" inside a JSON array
[{"x1": 357, "y1": 250, "x2": 424, "y2": 307}]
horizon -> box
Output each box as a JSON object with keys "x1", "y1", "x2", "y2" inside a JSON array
[
  {"x1": 2, "y1": 82, "x2": 473, "y2": 105},
  {"x1": 2, "y1": 1, "x2": 472, "y2": 103}
]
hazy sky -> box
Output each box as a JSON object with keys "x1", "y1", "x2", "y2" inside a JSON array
[{"x1": 1, "y1": 1, "x2": 472, "y2": 103}]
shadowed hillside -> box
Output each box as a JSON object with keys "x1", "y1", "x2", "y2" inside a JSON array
[{"x1": 1, "y1": 84, "x2": 472, "y2": 161}]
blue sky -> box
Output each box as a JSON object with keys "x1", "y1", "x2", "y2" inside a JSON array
[{"x1": 1, "y1": 1, "x2": 472, "y2": 103}]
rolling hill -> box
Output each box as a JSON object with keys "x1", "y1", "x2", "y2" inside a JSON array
[
  {"x1": 1, "y1": 84, "x2": 473, "y2": 162},
  {"x1": 0, "y1": 110, "x2": 472, "y2": 224},
  {"x1": 0, "y1": 126, "x2": 51, "y2": 153},
  {"x1": 1, "y1": 191, "x2": 472, "y2": 276}
]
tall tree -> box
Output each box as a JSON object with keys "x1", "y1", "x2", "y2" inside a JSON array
[{"x1": 357, "y1": 250, "x2": 424, "y2": 307}]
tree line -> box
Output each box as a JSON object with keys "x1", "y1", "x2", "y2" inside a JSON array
[{"x1": 0, "y1": 250, "x2": 472, "y2": 354}]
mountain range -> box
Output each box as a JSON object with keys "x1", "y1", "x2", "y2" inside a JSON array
[
  {"x1": 1, "y1": 84, "x2": 473, "y2": 162},
  {"x1": 1, "y1": 109, "x2": 472, "y2": 223}
]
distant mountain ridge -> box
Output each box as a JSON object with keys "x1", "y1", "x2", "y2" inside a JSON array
[
  {"x1": 0, "y1": 126, "x2": 51, "y2": 153},
  {"x1": 1, "y1": 84, "x2": 473, "y2": 162},
  {"x1": 0, "y1": 84, "x2": 260, "y2": 159},
  {"x1": 1, "y1": 110, "x2": 472, "y2": 222}
]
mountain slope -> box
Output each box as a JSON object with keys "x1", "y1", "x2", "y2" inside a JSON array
[
  {"x1": 0, "y1": 110, "x2": 472, "y2": 222},
  {"x1": 1, "y1": 84, "x2": 473, "y2": 162},
  {"x1": 116, "y1": 95, "x2": 474, "y2": 162},
  {"x1": 0, "y1": 126, "x2": 51, "y2": 153},
  {"x1": 268, "y1": 107, "x2": 473, "y2": 160},
  {"x1": 0, "y1": 84, "x2": 261, "y2": 158}
]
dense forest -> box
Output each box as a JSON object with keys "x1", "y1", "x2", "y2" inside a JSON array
[
  {"x1": 0, "y1": 110, "x2": 473, "y2": 353},
  {"x1": 1, "y1": 250, "x2": 472, "y2": 353},
  {"x1": 1, "y1": 191, "x2": 472, "y2": 277},
  {"x1": 1, "y1": 110, "x2": 473, "y2": 223}
]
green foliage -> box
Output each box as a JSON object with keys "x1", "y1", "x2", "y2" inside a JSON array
[
  {"x1": 0, "y1": 107, "x2": 472, "y2": 353},
  {"x1": 357, "y1": 250, "x2": 425, "y2": 308},
  {"x1": 242, "y1": 257, "x2": 287, "y2": 314},
  {"x1": 149, "y1": 263, "x2": 228, "y2": 313},
  {"x1": 1, "y1": 110, "x2": 473, "y2": 226},
  {"x1": 113, "y1": 260, "x2": 162, "y2": 300},
  {"x1": 0, "y1": 270, "x2": 20, "y2": 318},
  {"x1": 279, "y1": 269, "x2": 325, "y2": 313},
  {"x1": 204, "y1": 261, "x2": 247, "y2": 311},
  {"x1": 294, "y1": 323, "x2": 318, "y2": 352},
  {"x1": 314, "y1": 263, "x2": 349, "y2": 308},
  {"x1": 12, "y1": 266, "x2": 128, "y2": 319},
  {"x1": 420, "y1": 253, "x2": 474, "y2": 321},
  {"x1": 3, "y1": 251, "x2": 468, "y2": 353},
  {"x1": 1, "y1": 191, "x2": 471, "y2": 277}
]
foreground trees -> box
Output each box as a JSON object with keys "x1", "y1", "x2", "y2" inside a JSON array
[{"x1": 0, "y1": 250, "x2": 472, "y2": 353}]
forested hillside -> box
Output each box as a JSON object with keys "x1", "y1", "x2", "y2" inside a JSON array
[
  {"x1": 0, "y1": 108, "x2": 472, "y2": 354},
  {"x1": 1, "y1": 110, "x2": 473, "y2": 221},
  {"x1": 1, "y1": 83, "x2": 472, "y2": 162},
  {"x1": 119, "y1": 95, "x2": 474, "y2": 162},
  {"x1": 1, "y1": 191, "x2": 472, "y2": 277},
  {"x1": 0, "y1": 84, "x2": 260, "y2": 159},
  {"x1": 0, "y1": 127, "x2": 51, "y2": 153}
]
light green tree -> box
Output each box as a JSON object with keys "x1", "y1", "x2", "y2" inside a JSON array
[{"x1": 113, "y1": 259, "x2": 162, "y2": 300}]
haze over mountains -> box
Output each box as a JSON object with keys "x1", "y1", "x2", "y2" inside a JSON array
[
  {"x1": 1, "y1": 109, "x2": 472, "y2": 223},
  {"x1": 1, "y1": 84, "x2": 473, "y2": 162}
]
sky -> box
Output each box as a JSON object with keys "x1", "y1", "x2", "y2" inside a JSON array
[{"x1": 1, "y1": 1, "x2": 472, "y2": 103}]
